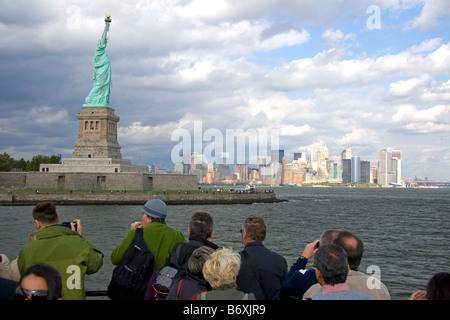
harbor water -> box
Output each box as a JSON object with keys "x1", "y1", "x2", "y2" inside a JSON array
[{"x1": 1, "y1": 186, "x2": 449, "y2": 300}]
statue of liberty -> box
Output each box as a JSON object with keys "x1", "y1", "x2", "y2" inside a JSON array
[{"x1": 84, "y1": 15, "x2": 113, "y2": 108}]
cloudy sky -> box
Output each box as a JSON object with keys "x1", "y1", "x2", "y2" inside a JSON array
[{"x1": 1, "y1": 0, "x2": 449, "y2": 180}]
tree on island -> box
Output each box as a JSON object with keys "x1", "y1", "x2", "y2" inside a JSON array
[{"x1": 0, "y1": 152, "x2": 61, "y2": 172}]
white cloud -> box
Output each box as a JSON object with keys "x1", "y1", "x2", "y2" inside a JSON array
[
  {"x1": 412, "y1": 0, "x2": 450, "y2": 30},
  {"x1": 280, "y1": 124, "x2": 312, "y2": 136},
  {"x1": 408, "y1": 38, "x2": 442, "y2": 53},
  {"x1": 387, "y1": 75, "x2": 450, "y2": 103},
  {"x1": 263, "y1": 42, "x2": 450, "y2": 91},
  {"x1": 336, "y1": 128, "x2": 380, "y2": 146},
  {"x1": 391, "y1": 104, "x2": 450, "y2": 133},
  {"x1": 321, "y1": 28, "x2": 354, "y2": 43}
]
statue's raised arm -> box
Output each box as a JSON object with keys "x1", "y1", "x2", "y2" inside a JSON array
[{"x1": 84, "y1": 15, "x2": 113, "y2": 108}]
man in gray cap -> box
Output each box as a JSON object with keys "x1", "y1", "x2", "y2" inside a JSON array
[{"x1": 111, "y1": 199, "x2": 187, "y2": 272}]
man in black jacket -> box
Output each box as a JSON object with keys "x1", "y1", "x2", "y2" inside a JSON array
[
  {"x1": 175, "y1": 211, "x2": 219, "y2": 268},
  {"x1": 236, "y1": 216, "x2": 287, "y2": 300},
  {"x1": 151, "y1": 211, "x2": 219, "y2": 300}
]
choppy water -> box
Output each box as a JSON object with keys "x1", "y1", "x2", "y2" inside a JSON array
[{"x1": 1, "y1": 187, "x2": 449, "y2": 300}]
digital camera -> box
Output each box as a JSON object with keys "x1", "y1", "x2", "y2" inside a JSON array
[{"x1": 61, "y1": 221, "x2": 78, "y2": 231}]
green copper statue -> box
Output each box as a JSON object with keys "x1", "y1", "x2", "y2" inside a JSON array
[{"x1": 84, "y1": 15, "x2": 113, "y2": 108}]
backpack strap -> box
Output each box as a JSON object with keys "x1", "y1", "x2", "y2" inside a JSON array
[
  {"x1": 168, "y1": 243, "x2": 185, "y2": 267},
  {"x1": 175, "y1": 279, "x2": 183, "y2": 300}
]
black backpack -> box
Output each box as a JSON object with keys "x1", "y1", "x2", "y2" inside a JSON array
[{"x1": 107, "y1": 228, "x2": 154, "y2": 300}]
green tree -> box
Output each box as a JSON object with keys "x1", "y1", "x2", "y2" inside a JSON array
[
  {"x1": 14, "y1": 158, "x2": 28, "y2": 171},
  {"x1": 26, "y1": 154, "x2": 61, "y2": 171},
  {"x1": 0, "y1": 152, "x2": 15, "y2": 171}
]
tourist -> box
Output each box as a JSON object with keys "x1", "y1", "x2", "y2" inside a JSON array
[
  {"x1": 303, "y1": 230, "x2": 391, "y2": 300},
  {"x1": 145, "y1": 211, "x2": 219, "y2": 299},
  {"x1": 308, "y1": 244, "x2": 373, "y2": 300},
  {"x1": 167, "y1": 246, "x2": 215, "y2": 300},
  {"x1": 409, "y1": 272, "x2": 450, "y2": 300},
  {"x1": 167, "y1": 211, "x2": 219, "y2": 272},
  {"x1": 1, "y1": 232, "x2": 36, "y2": 282},
  {"x1": 17, "y1": 202, "x2": 103, "y2": 300},
  {"x1": 197, "y1": 247, "x2": 255, "y2": 300},
  {"x1": 236, "y1": 216, "x2": 288, "y2": 300},
  {"x1": 111, "y1": 199, "x2": 187, "y2": 273},
  {"x1": 14, "y1": 263, "x2": 62, "y2": 300},
  {"x1": 0, "y1": 253, "x2": 20, "y2": 282},
  {"x1": 281, "y1": 229, "x2": 339, "y2": 299}
]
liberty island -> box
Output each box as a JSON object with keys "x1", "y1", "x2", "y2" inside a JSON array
[{"x1": 0, "y1": 15, "x2": 197, "y2": 192}]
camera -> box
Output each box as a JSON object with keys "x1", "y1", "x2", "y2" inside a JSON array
[{"x1": 61, "y1": 221, "x2": 78, "y2": 231}]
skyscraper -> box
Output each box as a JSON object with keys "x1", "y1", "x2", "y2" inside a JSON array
[
  {"x1": 360, "y1": 160, "x2": 371, "y2": 183},
  {"x1": 342, "y1": 159, "x2": 352, "y2": 183},
  {"x1": 378, "y1": 148, "x2": 402, "y2": 186},
  {"x1": 351, "y1": 155, "x2": 360, "y2": 182}
]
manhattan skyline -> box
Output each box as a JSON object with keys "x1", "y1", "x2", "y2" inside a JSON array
[{"x1": 0, "y1": 1, "x2": 449, "y2": 181}]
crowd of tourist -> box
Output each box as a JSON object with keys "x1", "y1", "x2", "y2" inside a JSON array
[{"x1": 1, "y1": 199, "x2": 448, "y2": 300}]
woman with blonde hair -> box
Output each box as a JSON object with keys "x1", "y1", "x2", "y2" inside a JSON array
[{"x1": 197, "y1": 248, "x2": 255, "y2": 300}]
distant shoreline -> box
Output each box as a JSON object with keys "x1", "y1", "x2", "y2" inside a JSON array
[{"x1": 0, "y1": 191, "x2": 282, "y2": 206}]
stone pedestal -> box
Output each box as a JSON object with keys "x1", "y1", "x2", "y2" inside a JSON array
[{"x1": 73, "y1": 106, "x2": 122, "y2": 159}]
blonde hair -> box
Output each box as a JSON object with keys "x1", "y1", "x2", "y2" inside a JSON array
[{"x1": 202, "y1": 248, "x2": 241, "y2": 289}]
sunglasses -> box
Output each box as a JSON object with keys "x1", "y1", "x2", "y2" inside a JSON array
[{"x1": 14, "y1": 287, "x2": 48, "y2": 300}]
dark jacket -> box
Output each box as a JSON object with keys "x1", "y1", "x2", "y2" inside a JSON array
[
  {"x1": 167, "y1": 236, "x2": 219, "y2": 275},
  {"x1": 236, "y1": 242, "x2": 287, "y2": 300},
  {"x1": 167, "y1": 272, "x2": 211, "y2": 300},
  {"x1": 281, "y1": 256, "x2": 317, "y2": 299}
]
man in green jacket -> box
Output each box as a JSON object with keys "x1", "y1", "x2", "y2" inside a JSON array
[
  {"x1": 17, "y1": 202, "x2": 103, "y2": 300},
  {"x1": 111, "y1": 199, "x2": 187, "y2": 272}
]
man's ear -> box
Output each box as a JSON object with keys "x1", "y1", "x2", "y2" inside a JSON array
[
  {"x1": 34, "y1": 219, "x2": 43, "y2": 230},
  {"x1": 315, "y1": 267, "x2": 325, "y2": 286}
]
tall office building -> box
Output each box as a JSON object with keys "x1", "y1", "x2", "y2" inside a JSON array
[
  {"x1": 378, "y1": 148, "x2": 402, "y2": 185},
  {"x1": 343, "y1": 155, "x2": 370, "y2": 184},
  {"x1": 342, "y1": 159, "x2": 352, "y2": 183},
  {"x1": 351, "y1": 155, "x2": 360, "y2": 182},
  {"x1": 360, "y1": 160, "x2": 371, "y2": 183}
]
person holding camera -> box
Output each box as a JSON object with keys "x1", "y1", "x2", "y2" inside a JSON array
[
  {"x1": 281, "y1": 229, "x2": 339, "y2": 299},
  {"x1": 17, "y1": 202, "x2": 103, "y2": 300},
  {"x1": 302, "y1": 230, "x2": 391, "y2": 300}
]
